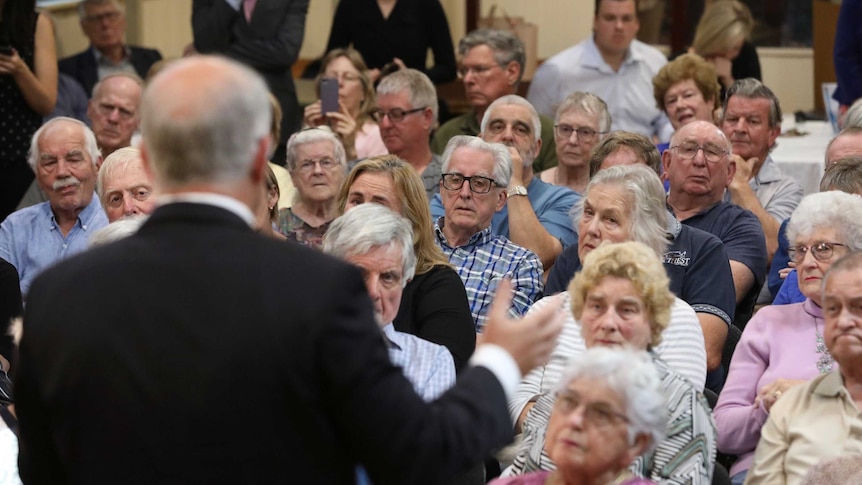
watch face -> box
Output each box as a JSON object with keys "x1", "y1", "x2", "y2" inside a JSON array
[{"x1": 509, "y1": 185, "x2": 527, "y2": 196}]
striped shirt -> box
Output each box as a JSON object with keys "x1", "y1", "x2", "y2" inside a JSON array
[
  {"x1": 505, "y1": 352, "x2": 716, "y2": 484},
  {"x1": 434, "y1": 218, "x2": 543, "y2": 332},
  {"x1": 382, "y1": 323, "x2": 456, "y2": 401}
]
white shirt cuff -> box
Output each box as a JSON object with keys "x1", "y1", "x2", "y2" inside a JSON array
[
  {"x1": 225, "y1": 0, "x2": 242, "y2": 11},
  {"x1": 470, "y1": 344, "x2": 521, "y2": 401}
]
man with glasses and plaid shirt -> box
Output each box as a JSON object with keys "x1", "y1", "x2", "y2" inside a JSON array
[{"x1": 434, "y1": 135, "x2": 543, "y2": 333}]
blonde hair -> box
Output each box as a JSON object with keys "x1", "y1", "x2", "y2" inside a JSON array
[
  {"x1": 336, "y1": 155, "x2": 450, "y2": 275},
  {"x1": 569, "y1": 241, "x2": 674, "y2": 348},
  {"x1": 691, "y1": 0, "x2": 753, "y2": 57}
]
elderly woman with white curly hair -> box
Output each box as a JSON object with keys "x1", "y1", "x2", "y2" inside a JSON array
[
  {"x1": 491, "y1": 347, "x2": 666, "y2": 485},
  {"x1": 715, "y1": 190, "x2": 862, "y2": 485}
]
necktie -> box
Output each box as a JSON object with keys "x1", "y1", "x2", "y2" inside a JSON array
[{"x1": 243, "y1": 0, "x2": 257, "y2": 22}]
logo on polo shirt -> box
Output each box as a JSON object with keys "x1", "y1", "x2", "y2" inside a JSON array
[{"x1": 662, "y1": 250, "x2": 690, "y2": 267}]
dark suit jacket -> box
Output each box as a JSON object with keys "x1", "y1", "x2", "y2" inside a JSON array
[
  {"x1": 193, "y1": 0, "x2": 309, "y2": 162},
  {"x1": 58, "y1": 45, "x2": 163, "y2": 97},
  {"x1": 16, "y1": 203, "x2": 512, "y2": 484}
]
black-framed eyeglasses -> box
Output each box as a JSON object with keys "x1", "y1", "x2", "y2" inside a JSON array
[
  {"x1": 787, "y1": 241, "x2": 847, "y2": 263},
  {"x1": 441, "y1": 173, "x2": 500, "y2": 194},
  {"x1": 554, "y1": 124, "x2": 606, "y2": 141},
  {"x1": 554, "y1": 390, "x2": 629, "y2": 428},
  {"x1": 370, "y1": 107, "x2": 426, "y2": 122},
  {"x1": 295, "y1": 157, "x2": 339, "y2": 174},
  {"x1": 670, "y1": 141, "x2": 728, "y2": 163}
]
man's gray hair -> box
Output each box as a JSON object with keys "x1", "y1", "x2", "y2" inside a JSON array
[
  {"x1": 440, "y1": 135, "x2": 512, "y2": 187},
  {"x1": 844, "y1": 99, "x2": 862, "y2": 129},
  {"x1": 556, "y1": 91, "x2": 612, "y2": 134},
  {"x1": 140, "y1": 56, "x2": 271, "y2": 188},
  {"x1": 285, "y1": 127, "x2": 346, "y2": 172},
  {"x1": 721, "y1": 78, "x2": 783, "y2": 129},
  {"x1": 88, "y1": 216, "x2": 146, "y2": 248},
  {"x1": 323, "y1": 203, "x2": 417, "y2": 286},
  {"x1": 787, "y1": 191, "x2": 862, "y2": 253},
  {"x1": 77, "y1": 0, "x2": 124, "y2": 20},
  {"x1": 554, "y1": 347, "x2": 666, "y2": 451},
  {"x1": 820, "y1": 156, "x2": 862, "y2": 193},
  {"x1": 459, "y1": 29, "x2": 525, "y2": 84},
  {"x1": 572, "y1": 165, "x2": 669, "y2": 257},
  {"x1": 480, "y1": 94, "x2": 541, "y2": 143},
  {"x1": 91, "y1": 71, "x2": 144, "y2": 99},
  {"x1": 376, "y1": 68, "x2": 438, "y2": 124},
  {"x1": 825, "y1": 126, "x2": 862, "y2": 166},
  {"x1": 97, "y1": 146, "x2": 143, "y2": 200},
  {"x1": 27, "y1": 117, "x2": 101, "y2": 172}
]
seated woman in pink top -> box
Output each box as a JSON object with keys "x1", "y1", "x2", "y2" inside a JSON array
[
  {"x1": 489, "y1": 347, "x2": 664, "y2": 485},
  {"x1": 714, "y1": 191, "x2": 862, "y2": 484},
  {"x1": 302, "y1": 48, "x2": 387, "y2": 161}
]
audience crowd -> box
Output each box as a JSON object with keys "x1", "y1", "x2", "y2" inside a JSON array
[{"x1": 0, "y1": 1, "x2": 860, "y2": 484}]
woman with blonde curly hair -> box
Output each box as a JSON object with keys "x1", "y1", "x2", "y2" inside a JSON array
[
  {"x1": 336, "y1": 155, "x2": 476, "y2": 371},
  {"x1": 302, "y1": 48, "x2": 387, "y2": 160}
]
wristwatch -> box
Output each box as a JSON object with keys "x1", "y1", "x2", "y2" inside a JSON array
[{"x1": 507, "y1": 185, "x2": 528, "y2": 197}]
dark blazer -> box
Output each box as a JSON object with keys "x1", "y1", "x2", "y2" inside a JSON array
[
  {"x1": 58, "y1": 45, "x2": 163, "y2": 97},
  {"x1": 16, "y1": 203, "x2": 512, "y2": 484},
  {"x1": 193, "y1": 0, "x2": 309, "y2": 162}
]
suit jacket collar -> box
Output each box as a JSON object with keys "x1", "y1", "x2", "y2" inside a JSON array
[{"x1": 142, "y1": 202, "x2": 255, "y2": 234}]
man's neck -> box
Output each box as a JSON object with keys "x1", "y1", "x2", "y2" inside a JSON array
[
  {"x1": 595, "y1": 38, "x2": 628, "y2": 72},
  {"x1": 666, "y1": 192, "x2": 719, "y2": 221},
  {"x1": 441, "y1": 219, "x2": 481, "y2": 248},
  {"x1": 396, "y1": 145, "x2": 433, "y2": 174},
  {"x1": 52, "y1": 205, "x2": 86, "y2": 237},
  {"x1": 96, "y1": 44, "x2": 127, "y2": 64}
]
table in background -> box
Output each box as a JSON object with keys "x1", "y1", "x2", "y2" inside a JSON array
[{"x1": 771, "y1": 120, "x2": 835, "y2": 196}]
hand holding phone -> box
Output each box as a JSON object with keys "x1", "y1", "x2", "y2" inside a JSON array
[{"x1": 320, "y1": 77, "x2": 339, "y2": 115}]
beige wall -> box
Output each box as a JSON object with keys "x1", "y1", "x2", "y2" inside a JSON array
[{"x1": 48, "y1": 0, "x2": 815, "y2": 113}]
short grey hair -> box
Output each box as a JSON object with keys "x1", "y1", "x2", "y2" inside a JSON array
[
  {"x1": 572, "y1": 165, "x2": 669, "y2": 257},
  {"x1": 77, "y1": 0, "x2": 124, "y2": 20},
  {"x1": 376, "y1": 68, "x2": 438, "y2": 124},
  {"x1": 480, "y1": 94, "x2": 541, "y2": 142},
  {"x1": 91, "y1": 71, "x2": 144, "y2": 99},
  {"x1": 88, "y1": 216, "x2": 146, "y2": 248},
  {"x1": 27, "y1": 117, "x2": 101, "y2": 172},
  {"x1": 459, "y1": 29, "x2": 525, "y2": 85},
  {"x1": 141, "y1": 56, "x2": 271, "y2": 188},
  {"x1": 440, "y1": 135, "x2": 511, "y2": 187},
  {"x1": 97, "y1": 147, "x2": 144, "y2": 202},
  {"x1": 787, "y1": 191, "x2": 862, "y2": 252},
  {"x1": 285, "y1": 128, "x2": 346, "y2": 172},
  {"x1": 825, "y1": 126, "x2": 862, "y2": 166},
  {"x1": 323, "y1": 203, "x2": 417, "y2": 286},
  {"x1": 555, "y1": 91, "x2": 612, "y2": 134},
  {"x1": 721, "y1": 78, "x2": 783, "y2": 129},
  {"x1": 554, "y1": 347, "x2": 666, "y2": 451},
  {"x1": 844, "y1": 99, "x2": 862, "y2": 129},
  {"x1": 820, "y1": 156, "x2": 862, "y2": 193}
]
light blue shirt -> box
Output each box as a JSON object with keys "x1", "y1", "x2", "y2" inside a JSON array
[
  {"x1": 0, "y1": 196, "x2": 108, "y2": 296},
  {"x1": 526, "y1": 37, "x2": 674, "y2": 142},
  {"x1": 431, "y1": 176, "x2": 580, "y2": 248},
  {"x1": 381, "y1": 323, "x2": 455, "y2": 402}
]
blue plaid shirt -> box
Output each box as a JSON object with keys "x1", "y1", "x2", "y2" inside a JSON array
[{"x1": 434, "y1": 218, "x2": 543, "y2": 332}]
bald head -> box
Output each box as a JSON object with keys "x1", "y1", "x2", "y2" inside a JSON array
[
  {"x1": 825, "y1": 128, "x2": 862, "y2": 169},
  {"x1": 88, "y1": 73, "x2": 143, "y2": 156},
  {"x1": 141, "y1": 56, "x2": 271, "y2": 190}
]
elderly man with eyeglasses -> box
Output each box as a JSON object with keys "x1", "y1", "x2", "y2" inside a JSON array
[
  {"x1": 59, "y1": 0, "x2": 162, "y2": 98},
  {"x1": 434, "y1": 135, "x2": 543, "y2": 333},
  {"x1": 374, "y1": 69, "x2": 442, "y2": 199},
  {"x1": 664, "y1": 120, "x2": 767, "y2": 337}
]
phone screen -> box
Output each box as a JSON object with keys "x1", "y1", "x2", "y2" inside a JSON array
[{"x1": 320, "y1": 77, "x2": 339, "y2": 115}]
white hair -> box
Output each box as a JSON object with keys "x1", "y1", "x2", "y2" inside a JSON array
[
  {"x1": 322, "y1": 203, "x2": 417, "y2": 286},
  {"x1": 480, "y1": 94, "x2": 542, "y2": 143},
  {"x1": 554, "y1": 347, "x2": 667, "y2": 451},
  {"x1": 440, "y1": 135, "x2": 511, "y2": 187},
  {"x1": 97, "y1": 146, "x2": 145, "y2": 202},
  {"x1": 285, "y1": 127, "x2": 346, "y2": 172},
  {"x1": 27, "y1": 117, "x2": 101, "y2": 172},
  {"x1": 88, "y1": 216, "x2": 147, "y2": 248},
  {"x1": 787, "y1": 191, "x2": 862, "y2": 252}
]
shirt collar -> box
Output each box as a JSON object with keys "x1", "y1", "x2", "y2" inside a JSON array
[
  {"x1": 434, "y1": 217, "x2": 494, "y2": 248},
  {"x1": 45, "y1": 194, "x2": 104, "y2": 231},
  {"x1": 155, "y1": 192, "x2": 256, "y2": 227},
  {"x1": 754, "y1": 156, "x2": 782, "y2": 184},
  {"x1": 583, "y1": 37, "x2": 636, "y2": 71},
  {"x1": 381, "y1": 323, "x2": 404, "y2": 351},
  {"x1": 813, "y1": 371, "x2": 846, "y2": 397},
  {"x1": 665, "y1": 210, "x2": 682, "y2": 239},
  {"x1": 91, "y1": 45, "x2": 132, "y2": 65}
]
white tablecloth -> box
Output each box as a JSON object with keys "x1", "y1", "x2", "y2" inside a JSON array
[{"x1": 771, "y1": 120, "x2": 835, "y2": 195}]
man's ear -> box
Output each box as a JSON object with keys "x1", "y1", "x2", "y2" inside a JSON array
[
  {"x1": 495, "y1": 190, "x2": 507, "y2": 212},
  {"x1": 504, "y1": 61, "x2": 521, "y2": 86}
]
